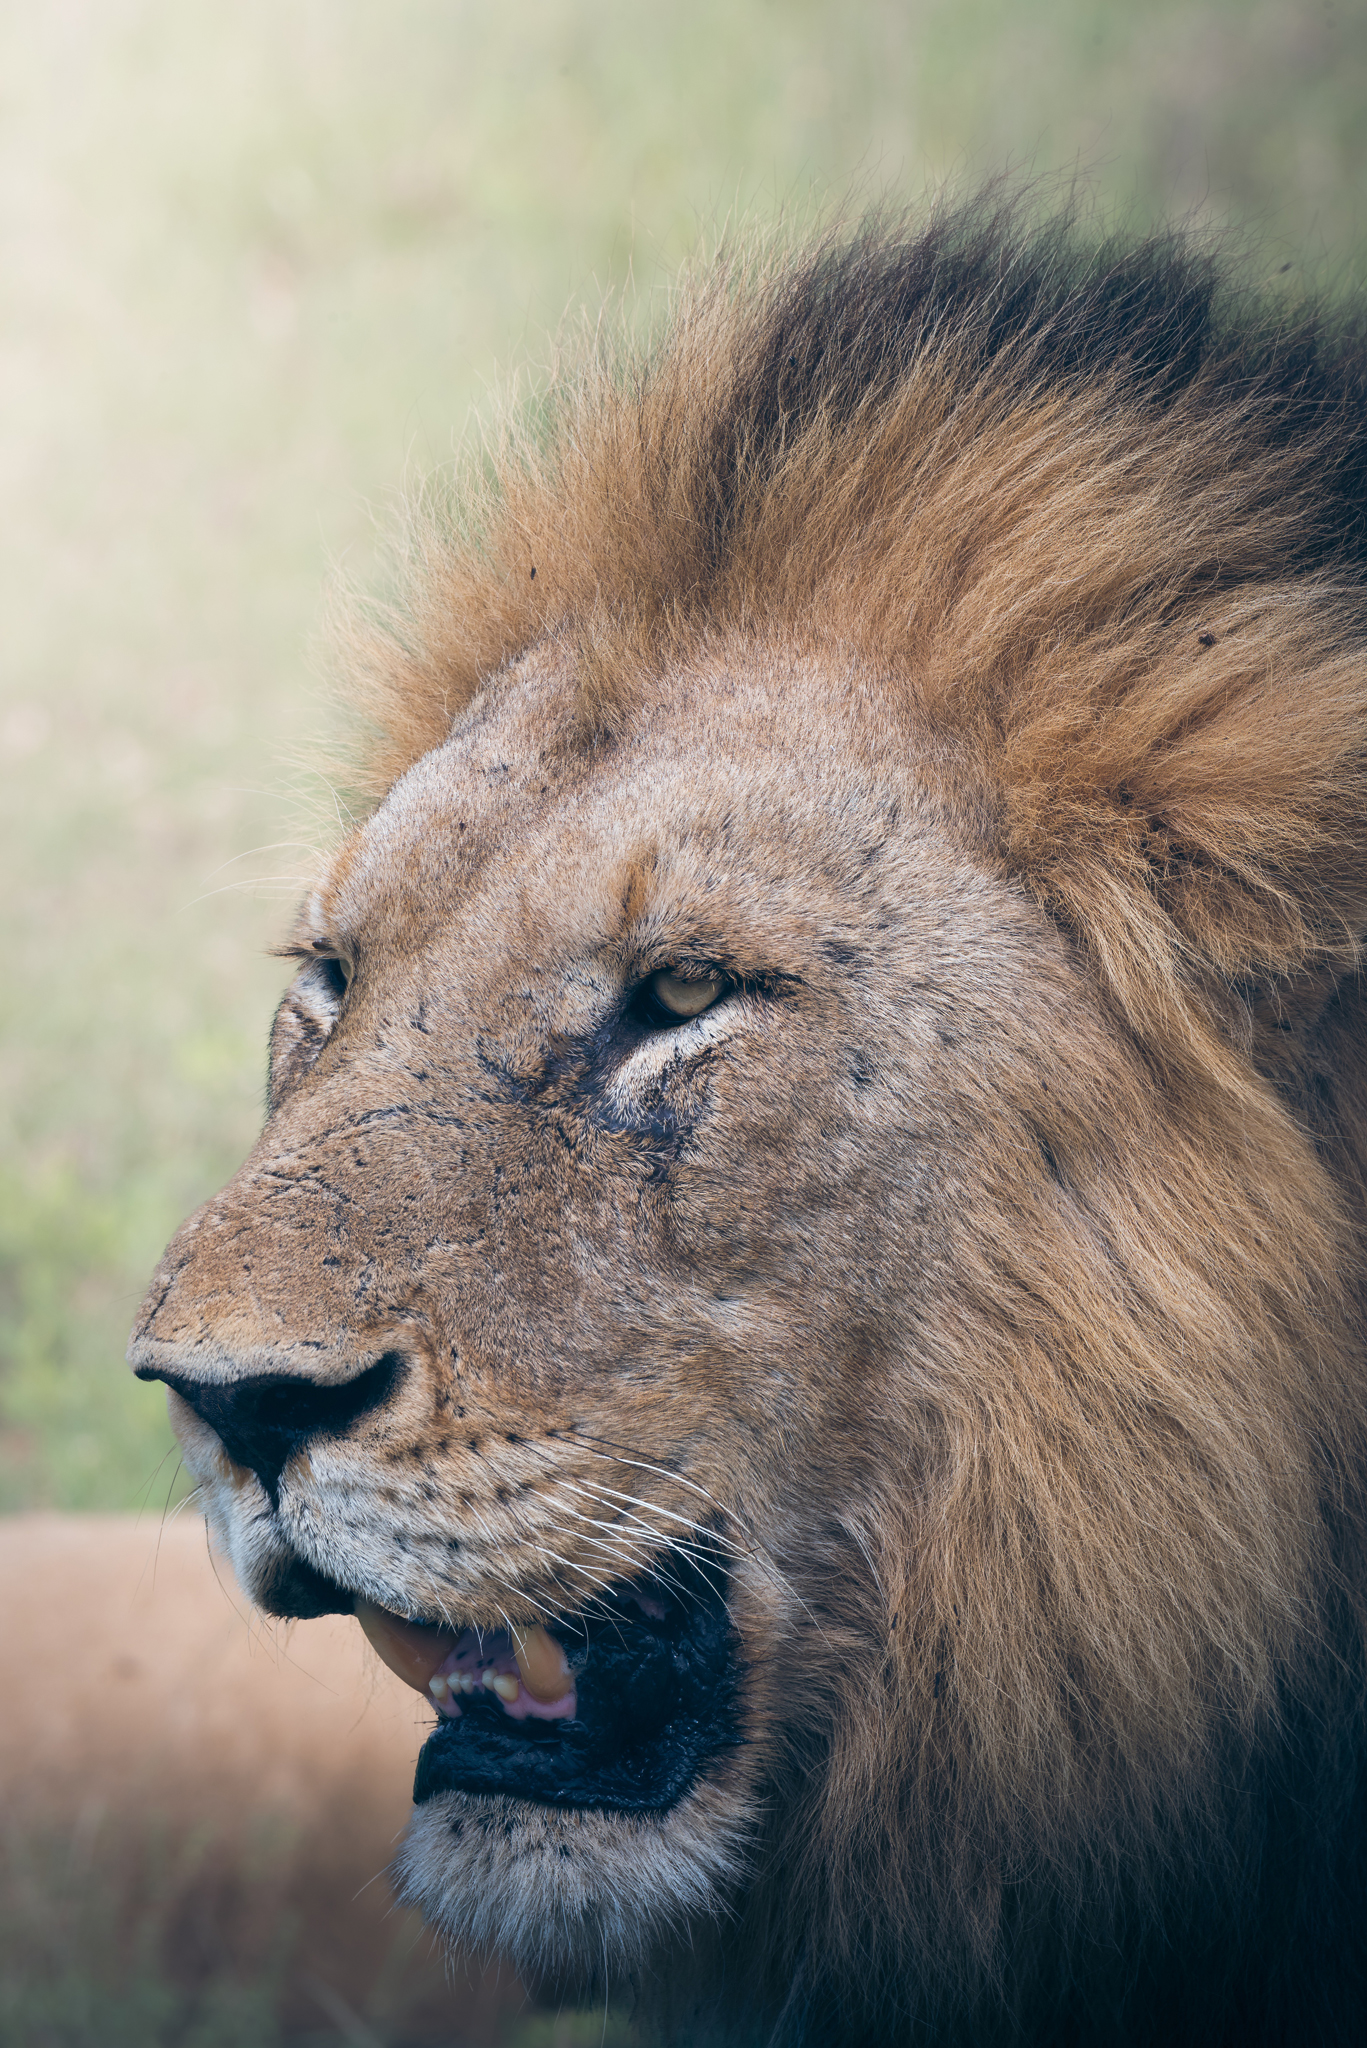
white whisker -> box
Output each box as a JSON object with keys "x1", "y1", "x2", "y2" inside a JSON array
[{"x1": 565, "y1": 1475, "x2": 747, "y2": 1553}]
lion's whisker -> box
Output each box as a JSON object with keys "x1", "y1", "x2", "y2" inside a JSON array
[
  {"x1": 562, "y1": 1434, "x2": 742, "y2": 1524},
  {"x1": 540, "y1": 1491, "x2": 717, "y2": 1598},
  {"x1": 562, "y1": 1474, "x2": 749, "y2": 1557}
]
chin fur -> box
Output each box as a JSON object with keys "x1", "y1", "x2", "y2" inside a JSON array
[{"x1": 395, "y1": 1775, "x2": 753, "y2": 1995}]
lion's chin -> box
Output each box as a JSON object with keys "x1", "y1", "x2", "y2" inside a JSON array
[{"x1": 395, "y1": 1771, "x2": 754, "y2": 1992}]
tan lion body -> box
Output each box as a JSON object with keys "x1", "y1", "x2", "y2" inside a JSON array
[{"x1": 132, "y1": 208, "x2": 1367, "y2": 2042}]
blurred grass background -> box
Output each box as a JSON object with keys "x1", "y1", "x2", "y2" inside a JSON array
[
  {"x1": 3, "y1": 0, "x2": 1365, "y2": 1514},
  {"x1": 2, "y1": 3, "x2": 1364, "y2": 2042}
]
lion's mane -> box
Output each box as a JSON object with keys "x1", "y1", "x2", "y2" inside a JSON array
[{"x1": 144, "y1": 200, "x2": 1367, "y2": 2043}]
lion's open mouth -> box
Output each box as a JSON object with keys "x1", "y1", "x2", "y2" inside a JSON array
[{"x1": 323, "y1": 1544, "x2": 744, "y2": 1815}]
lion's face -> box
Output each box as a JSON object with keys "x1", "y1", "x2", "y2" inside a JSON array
[
  {"x1": 130, "y1": 636, "x2": 1123, "y2": 1977},
  {"x1": 128, "y1": 209, "x2": 1367, "y2": 2032}
]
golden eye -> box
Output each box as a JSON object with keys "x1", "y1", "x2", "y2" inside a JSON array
[{"x1": 647, "y1": 970, "x2": 727, "y2": 1020}]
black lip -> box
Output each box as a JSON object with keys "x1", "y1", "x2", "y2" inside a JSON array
[
  {"x1": 258, "y1": 1549, "x2": 357, "y2": 1620},
  {"x1": 412, "y1": 1547, "x2": 744, "y2": 1815}
]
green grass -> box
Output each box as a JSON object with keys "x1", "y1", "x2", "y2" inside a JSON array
[{"x1": 1, "y1": 5, "x2": 1364, "y2": 1488}]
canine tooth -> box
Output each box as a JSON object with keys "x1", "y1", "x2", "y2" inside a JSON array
[
  {"x1": 491, "y1": 1673, "x2": 521, "y2": 1703},
  {"x1": 511, "y1": 1622, "x2": 574, "y2": 1703},
  {"x1": 355, "y1": 1597, "x2": 452, "y2": 1696}
]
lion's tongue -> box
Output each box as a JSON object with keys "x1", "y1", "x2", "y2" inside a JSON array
[{"x1": 354, "y1": 1600, "x2": 575, "y2": 1721}]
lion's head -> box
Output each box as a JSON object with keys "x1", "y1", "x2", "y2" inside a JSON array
[{"x1": 130, "y1": 206, "x2": 1367, "y2": 2042}]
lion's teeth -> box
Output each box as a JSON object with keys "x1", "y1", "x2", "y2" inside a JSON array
[
  {"x1": 511, "y1": 1622, "x2": 574, "y2": 1703},
  {"x1": 491, "y1": 1672, "x2": 521, "y2": 1703},
  {"x1": 355, "y1": 1597, "x2": 453, "y2": 1695},
  {"x1": 429, "y1": 1674, "x2": 449, "y2": 1701}
]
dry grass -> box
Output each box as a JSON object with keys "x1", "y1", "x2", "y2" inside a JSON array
[{"x1": 0, "y1": 1515, "x2": 636, "y2": 2046}]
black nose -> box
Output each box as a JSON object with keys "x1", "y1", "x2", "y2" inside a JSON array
[{"x1": 139, "y1": 1352, "x2": 407, "y2": 1504}]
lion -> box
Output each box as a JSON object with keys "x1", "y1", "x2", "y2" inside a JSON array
[{"x1": 129, "y1": 200, "x2": 1367, "y2": 2044}]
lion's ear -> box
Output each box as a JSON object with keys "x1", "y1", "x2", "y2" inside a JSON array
[{"x1": 993, "y1": 590, "x2": 1367, "y2": 1042}]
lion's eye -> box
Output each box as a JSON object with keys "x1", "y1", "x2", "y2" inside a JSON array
[
  {"x1": 316, "y1": 955, "x2": 350, "y2": 1003},
  {"x1": 642, "y1": 969, "x2": 728, "y2": 1024}
]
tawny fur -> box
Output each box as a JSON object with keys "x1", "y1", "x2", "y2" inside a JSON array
[{"x1": 132, "y1": 200, "x2": 1367, "y2": 2044}]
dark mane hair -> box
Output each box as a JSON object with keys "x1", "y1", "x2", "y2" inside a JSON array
[
  {"x1": 346, "y1": 198, "x2": 1367, "y2": 1065},
  {"x1": 349, "y1": 197, "x2": 1367, "y2": 780},
  {"x1": 696, "y1": 206, "x2": 1367, "y2": 568}
]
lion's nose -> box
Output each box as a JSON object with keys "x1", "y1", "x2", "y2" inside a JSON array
[{"x1": 136, "y1": 1352, "x2": 407, "y2": 1503}]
